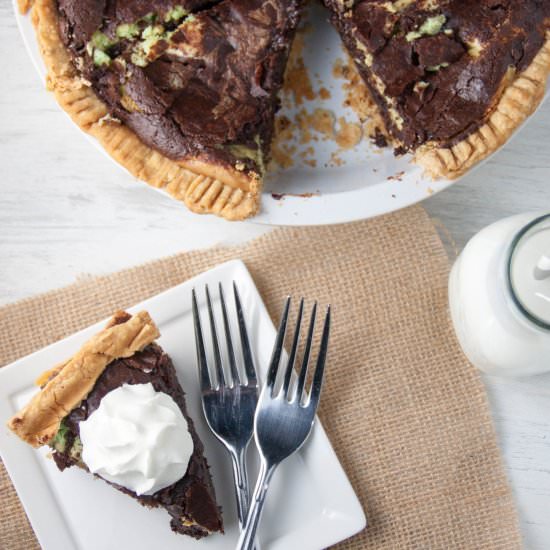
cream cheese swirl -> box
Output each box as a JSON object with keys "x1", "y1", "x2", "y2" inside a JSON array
[{"x1": 79, "y1": 383, "x2": 193, "y2": 496}]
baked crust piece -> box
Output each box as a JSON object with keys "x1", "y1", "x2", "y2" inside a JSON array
[
  {"x1": 29, "y1": 0, "x2": 264, "y2": 220},
  {"x1": 7, "y1": 310, "x2": 159, "y2": 447},
  {"x1": 416, "y1": 33, "x2": 550, "y2": 179}
]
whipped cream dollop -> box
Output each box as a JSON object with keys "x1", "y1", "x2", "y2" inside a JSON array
[{"x1": 79, "y1": 383, "x2": 194, "y2": 496}]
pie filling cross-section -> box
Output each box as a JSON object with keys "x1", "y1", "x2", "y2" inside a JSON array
[
  {"x1": 324, "y1": 0, "x2": 550, "y2": 179},
  {"x1": 7, "y1": 310, "x2": 223, "y2": 539}
]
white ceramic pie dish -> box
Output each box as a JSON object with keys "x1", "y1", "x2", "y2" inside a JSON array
[
  {"x1": 0, "y1": 260, "x2": 366, "y2": 550},
  {"x1": 12, "y1": 1, "x2": 550, "y2": 225}
]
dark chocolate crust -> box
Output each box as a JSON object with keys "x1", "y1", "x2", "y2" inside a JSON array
[
  {"x1": 56, "y1": 0, "x2": 303, "y2": 174},
  {"x1": 325, "y1": 0, "x2": 550, "y2": 151},
  {"x1": 52, "y1": 343, "x2": 223, "y2": 539}
]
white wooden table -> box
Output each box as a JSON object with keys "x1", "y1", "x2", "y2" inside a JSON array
[{"x1": 1, "y1": 2, "x2": 549, "y2": 547}]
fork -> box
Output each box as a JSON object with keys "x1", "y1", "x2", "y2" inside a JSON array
[
  {"x1": 192, "y1": 283, "x2": 259, "y2": 535},
  {"x1": 236, "y1": 297, "x2": 331, "y2": 550}
]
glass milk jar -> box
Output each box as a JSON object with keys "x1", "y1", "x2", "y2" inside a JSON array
[{"x1": 449, "y1": 212, "x2": 550, "y2": 377}]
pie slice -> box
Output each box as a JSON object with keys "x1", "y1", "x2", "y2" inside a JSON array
[
  {"x1": 324, "y1": 0, "x2": 550, "y2": 179},
  {"x1": 24, "y1": 0, "x2": 303, "y2": 219},
  {"x1": 7, "y1": 310, "x2": 223, "y2": 539}
]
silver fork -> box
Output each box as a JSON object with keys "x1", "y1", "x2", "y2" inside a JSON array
[
  {"x1": 236, "y1": 297, "x2": 331, "y2": 550},
  {"x1": 192, "y1": 283, "x2": 259, "y2": 535}
]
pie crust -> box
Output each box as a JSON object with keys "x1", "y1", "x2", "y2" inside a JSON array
[
  {"x1": 29, "y1": 0, "x2": 262, "y2": 221},
  {"x1": 7, "y1": 310, "x2": 160, "y2": 447},
  {"x1": 416, "y1": 32, "x2": 550, "y2": 180}
]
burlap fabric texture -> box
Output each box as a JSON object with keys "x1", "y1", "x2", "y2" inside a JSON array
[{"x1": 0, "y1": 206, "x2": 521, "y2": 549}]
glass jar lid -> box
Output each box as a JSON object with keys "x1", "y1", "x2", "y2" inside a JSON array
[{"x1": 507, "y1": 213, "x2": 550, "y2": 330}]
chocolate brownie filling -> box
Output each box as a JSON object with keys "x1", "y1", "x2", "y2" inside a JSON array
[
  {"x1": 50, "y1": 343, "x2": 223, "y2": 539},
  {"x1": 325, "y1": 0, "x2": 550, "y2": 151},
  {"x1": 56, "y1": 0, "x2": 302, "y2": 174}
]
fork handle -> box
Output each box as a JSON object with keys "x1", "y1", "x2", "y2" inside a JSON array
[
  {"x1": 231, "y1": 447, "x2": 251, "y2": 529},
  {"x1": 230, "y1": 448, "x2": 261, "y2": 550},
  {"x1": 235, "y1": 459, "x2": 277, "y2": 550}
]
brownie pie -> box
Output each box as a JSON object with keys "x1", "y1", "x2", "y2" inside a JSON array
[
  {"x1": 18, "y1": 0, "x2": 550, "y2": 216},
  {"x1": 7, "y1": 311, "x2": 223, "y2": 539}
]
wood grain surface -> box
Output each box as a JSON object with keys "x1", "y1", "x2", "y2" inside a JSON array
[{"x1": 1, "y1": 1, "x2": 549, "y2": 547}]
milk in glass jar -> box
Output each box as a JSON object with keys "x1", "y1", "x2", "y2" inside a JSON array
[{"x1": 449, "y1": 213, "x2": 550, "y2": 377}]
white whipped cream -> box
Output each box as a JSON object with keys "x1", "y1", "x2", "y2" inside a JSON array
[{"x1": 79, "y1": 383, "x2": 194, "y2": 496}]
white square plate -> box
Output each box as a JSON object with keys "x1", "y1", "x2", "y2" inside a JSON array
[{"x1": 0, "y1": 260, "x2": 366, "y2": 550}]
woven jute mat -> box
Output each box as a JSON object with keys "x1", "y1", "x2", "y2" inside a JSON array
[{"x1": 0, "y1": 205, "x2": 521, "y2": 549}]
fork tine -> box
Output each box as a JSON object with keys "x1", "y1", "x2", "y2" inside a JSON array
[
  {"x1": 219, "y1": 282, "x2": 240, "y2": 386},
  {"x1": 282, "y1": 298, "x2": 304, "y2": 398},
  {"x1": 233, "y1": 282, "x2": 257, "y2": 386},
  {"x1": 295, "y1": 301, "x2": 317, "y2": 402},
  {"x1": 308, "y1": 305, "x2": 331, "y2": 409},
  {"x1": 192, "y1": 288, "x2": 212, "y2": 391},
  {"x1": 266, "y1": 296, "x2": 291, "y2": 392},
  {"x1": 205, "y1": 284, "x2": 225, "y2": 388}
]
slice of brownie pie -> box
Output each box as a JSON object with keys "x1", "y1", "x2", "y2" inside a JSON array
[
  {"x1": 7, "y1": 310, "x2": 223, "y2": 539},
  {"x1": 23, "y1": 0, "x2": 303, "y2": 220},
  {"x1": 324, "y1": 0, "x2": 550, "y2": 179}
]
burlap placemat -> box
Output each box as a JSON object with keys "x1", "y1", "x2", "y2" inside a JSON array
[{"x1": 0, "y1": 205, "x2": 521, "y2": 549}]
